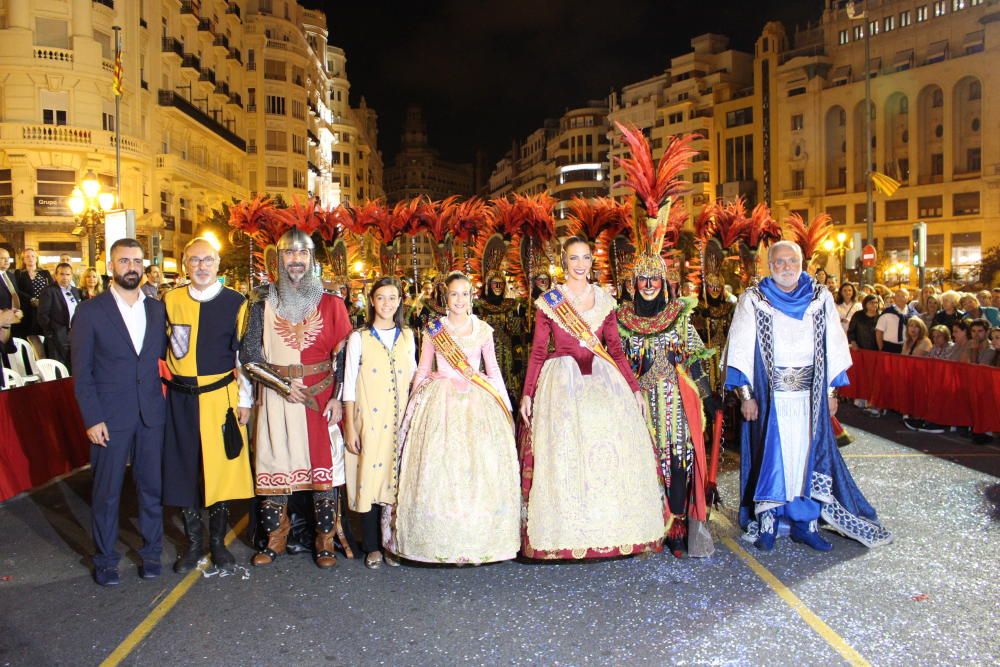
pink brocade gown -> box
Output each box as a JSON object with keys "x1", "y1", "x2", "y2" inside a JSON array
[{"x1": 385, "y1": 316, "x2": 520, "y2": 564}]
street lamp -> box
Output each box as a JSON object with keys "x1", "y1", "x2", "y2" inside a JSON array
[
  {"x1": 822, "y1": 231, "x2": 853, "y2": 284},
  {"x1": 69, "y1": 170, "x2": 115, "y2": 269}
]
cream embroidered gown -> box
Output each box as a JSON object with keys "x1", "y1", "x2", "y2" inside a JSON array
[{"x1": 386, "y1": 316, "x2": 520, "y2": 564}]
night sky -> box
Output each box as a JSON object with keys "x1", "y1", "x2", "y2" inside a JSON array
[{"x1": 310, "y1": 0, "x2": 826, "y2": 166}]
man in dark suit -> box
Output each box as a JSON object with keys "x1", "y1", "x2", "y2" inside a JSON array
[
  {"x1": 71, "y1": 238, "x2": 168, "y2": 586},
  {"x1": 0, "y1": 254, "x2": 22, "y2": 390},
  {"x1": 37, "y1": 262, "x2": 81, "y2": 369}
]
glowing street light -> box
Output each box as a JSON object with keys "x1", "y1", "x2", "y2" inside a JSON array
[{"x1": 69, "y1": 172, "x2": 116, "y2": 268}]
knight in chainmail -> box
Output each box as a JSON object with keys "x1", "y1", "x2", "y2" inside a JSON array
[
  {"x1": 724, "y1": 240, "x2": 892, "y2": 552},
  {"x1": 240, "y1": 227, "x2": 353, "y2": 569},
  {"x1": 617, "y1": 235, "x2": 715, "y2": 559}
]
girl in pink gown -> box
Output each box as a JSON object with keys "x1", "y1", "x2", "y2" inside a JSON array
[{"x1": 385, "y1": 272, "x2": 520, "y2": 564}]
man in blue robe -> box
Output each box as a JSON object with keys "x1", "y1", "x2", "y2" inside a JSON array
[{"x1": 724, "y1": 241, "x2": 892, "y2": 551}]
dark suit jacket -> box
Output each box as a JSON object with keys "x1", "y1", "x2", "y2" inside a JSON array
[
  {"x1": 71, "y1": 290, "x2": 168, "y2": 431},
  {"x1": 37, "y1": 284, "x2": 82, "y2": 350}
]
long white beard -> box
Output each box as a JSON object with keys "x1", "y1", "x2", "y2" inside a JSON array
[{"x1": 269, "y1": 270, "x2": 323, "y2": 323}]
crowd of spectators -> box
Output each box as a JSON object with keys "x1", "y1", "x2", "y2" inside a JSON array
[{"x1": 826, "y1": 273, "x2": 1000, "y2": 443}]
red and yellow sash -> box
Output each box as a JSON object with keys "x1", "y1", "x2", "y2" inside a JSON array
[
  {"x1": 426, "y1": 318, "x2": 513, "y2": 424},
  {"x1": 537, "y1": 288, "x2": 618, "y2": 368}
]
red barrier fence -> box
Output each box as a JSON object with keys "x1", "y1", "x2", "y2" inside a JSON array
[
  {"x1": 839, "y1": 349, "x2": 1000, "y2": 433},
  {"x1": 0, "y1": 379, "x2": 90, "y2": 502}
]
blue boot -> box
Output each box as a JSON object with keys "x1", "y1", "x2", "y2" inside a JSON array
[
  {"x1": 754, "y1": 510, "x2": 776, "y2": 551},
  {"x1": 790, "y1": 520, "x2": 833, "y2": 552}
]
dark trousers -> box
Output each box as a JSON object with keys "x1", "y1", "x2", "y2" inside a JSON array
[
  {"x1": 882, "y1": 341, "x2": 903, "y2": 354},
  {"x1": 90, "y1": 421, "x2": 164, "y2": 568},
  {"x1": 359, "y1": 505, "x2": 382, "y2": 553}
]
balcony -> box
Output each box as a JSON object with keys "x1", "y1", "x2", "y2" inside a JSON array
[
  {"x1": 140, "y1": 17, "x2": 148, "y2": 29},
  {"x1": 246, "y1": 103, "x2": 256, "y2": 113},
  {"x1": 0, "y1": 122, "x2": 150, "y2": 157},
  {"x1": 198, "y1": 19, "x2": 212, "y2": 33},
  {"x1": 161, "y1": 38, "x2": 183, "y2": 61},
  {"x1": 141, "y1": 79, "x2": 149, "y2": 90},
  {"x1": 227, "y1": 48, "x2": 242, "y2": 64},
  {"x1": 780, "y1": 187, "x2": 814, "y2": 200},
  {"x1": 93, "y1": 0, "x2": 114, "y2": 10},
  {"x1": 157, "y1": 90, "x2": 246, "y2": 151},
  {"x1": 180, "y1": 2, "x2": 198, "y2": 25},
  {"x1": 225, "y1": 4, "x2": 242, "y2": 20},
  {"x1": 247, "y1": 61, "x2": 257, "y2": 71},
  {"x1": 307, "y1": 129, "x2": 319, "y2": 145},
  {"x1": 213, "y1": 81, "x2": 229, "y2": 97},
  {"x1": 213, "y1": 35, "x2": 229, "y2": 51},
  {"x1": 181, "y1": 54, "x2": 201, "y2": 71},
  {"x1": 199, "y1": 68, "x2": 216, "y2": 84},
  {"x1": 227, "y1": 93, "x2": 243, "y2": 108},
  {"x1": 33, "y1": 47, "x2": 74, "y2": 66}
]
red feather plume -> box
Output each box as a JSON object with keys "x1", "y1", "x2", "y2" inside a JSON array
[
  {"x1": 613, "y1": 122, "x2": 699, "y2": 218},
  {"x1": 784, "y1": 212, "x2": 833, "y2": 261}
]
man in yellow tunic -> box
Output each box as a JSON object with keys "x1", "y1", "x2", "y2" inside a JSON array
[{"x1": 162, "y1": 238, "x2": 253, "y2": 574}]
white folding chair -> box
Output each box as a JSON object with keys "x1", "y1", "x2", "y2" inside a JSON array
[
  {"x1": 36, "y1": 358, "x2": 70, "y2": 381},
  {"x1": 2, "y1": 367, "x2": 24, "y2": 389},
  {"x1": 10, "y1": 337, "x2": 41, "y2": 383}
]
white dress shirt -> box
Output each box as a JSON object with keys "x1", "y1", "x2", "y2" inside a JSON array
[
  {"x1": 109, "y1": 284, "x2": 147, "y2": 354},
  {"x1": 61, "y1": 287, "x2": 78, "y2": 322},
  {"x1": 188, "y1": 281, "x2": 252, "y2": 408}
]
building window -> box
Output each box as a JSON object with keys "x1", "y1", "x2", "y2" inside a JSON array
[
  {"x1": 931, "y1": 153, "x2": 944, "y2": 176},
  {"x1": 725, "y1": 107, "x2": 753, "y2": 127},
  {"x1": 968, "y1": 81, "x2": 981, "y2": 100},
  {"x1": 900, "y1": 10, "x2": 912, "y2": 27},
  {"x1": 869, "y1": 20, "x2": 879, "y2": 36},
  {"x1": 853, "y1": 25, "x2": 864, "y2": 40},
  {"x1": 952, "y1": 191, "x2": 980, "y2": 215},
  {"x1": 0, "y1": 169, "x2": 11, "y2": 217},
  {"x1": 692, "y1": 172, "x2": 710, "y2": 183},
  {"x1": 265, "y1": 95, "x2": 285, "y2": 115},
  {"x1": 791, "y1": 114, "x2": 804, "y2": 131},
  {"x1": 160, "y1": 190, "x2": 171, "y2": 215},
  {"x1": 291, "y1": 100, "x2": 305, "y2": 119},
  {"x1": 933, "y1": 1, "x2": 947, "y2": 16},
  {"x1": 667, "y1": 112, "x2": 683, "y2": 124},
  {"x1": 952, "y1": 0, "x2": 966, "y2": 9},
  {"x1": 792, "y1": 170, "x2": 805, "y2": 190},
  {"x1": 967, "y1": 148, "x2": 981, "y2": 172},
  {"x1": 266, "y1": 130, "x2": 287, "y2": 151},
  {"x1": 950, "y1": 232, "x2": 981, "y2": 277},
  {"x1": 917, "y1": 195, "x2": 943, "y2": 217},
  {"x1": 838, "y1": 29, "x2": 849, "y2": 45},
  {"x1": 292, "y1": 134, "x2": 306, "y2": 155},
  {"x1": 885, "y1": 199, "x2": 908, "y2": 221},
  {"x1": 917, "y1": 6, "x2": 928, "y2": 21},
  {"x1": 932, "y1": 89, "x2": 943, "y2": 107},
  {"x1": 266, "y1": 166, "x2": 287, "y2": 187},
  {"x1": 826, "y1": 205, "x2": 847, "y2": 224},
  {"x1": 292, "y1": 169, "x2": 306, "y2": 189},
  {"x1": 854, "y1": 203, "x2": 877, "y2": 224},
  {"x1": 884, "y1": 15, "x2": 895, "y2": 31},
  {"x1": 725, "y1": 135, "x2": 753, "y2": 182}
]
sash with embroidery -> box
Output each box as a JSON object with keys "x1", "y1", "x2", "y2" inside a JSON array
[
  {"x1": 536, "y1": 288, "x2": 622, "y2": 371},
  {"x1": 426, "y1": 318, "x2": 513, "y2": 424}
]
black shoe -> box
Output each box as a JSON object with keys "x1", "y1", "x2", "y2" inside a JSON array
[
  {"x1": 94, "y1": 566, "x2": 120, "y2": 587},
  {"x1": 208, "y1": 502, "x2": 237, "y2": 573},
  {"x1": 972, "y1": 433, "x2": 993, "y2": 445},
  {"x1": 903, "y1": 418, "x2": 924, "y2": 432},
  {"x1": 139, "y1": 560, "x2": 162, "y2": 579},
  {"x1": 917, "y1": 422, "x2": 945, "y2": 434},
  {"x1": 174, "y1": 507, "x2": 205, "y2": 574}
]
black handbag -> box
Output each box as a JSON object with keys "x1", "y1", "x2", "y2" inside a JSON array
[{"x1": 222, "y1": 407, "x2": 243, "y2": 460}]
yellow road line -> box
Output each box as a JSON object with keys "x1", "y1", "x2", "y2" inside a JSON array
[
  {"x1": 712, "y1": 512, "x2": 871, "y2": 667},
  {"x1": 100, "y1": 513, "x2": 249, "y2": 667}
]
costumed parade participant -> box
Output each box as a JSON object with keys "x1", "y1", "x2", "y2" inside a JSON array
[
  {"x1": 474, "y1": 263, "x2": 528, "y2": 408},
  {"x1": 342, "y1": 276, "x2": 417, "y2": 569},
  {"x1": 696, "y1": 241, "x2": 736, "y2": 393},
  {"x1": 724, "y1": 240, "x2": 892, "y2": 551},
  {"x1": 162, "y1": 238, "x2": 253, "y2": 574},
  {"x1": 240, "y1": 227, "x2": 353, "y2": 569},
  {"x1": 611, "y1": 128, "x2": 715, "y2": 558},
  {"x1": 386, "y1": 271, "x2": 520, "y2": 564},
  {"x1": 520, "y1": 236, "x2": 665, "y2": 559}
]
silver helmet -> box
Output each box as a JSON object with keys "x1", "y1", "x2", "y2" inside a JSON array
[{"x1": 276, "y1": 227, "x2": 315, "y2": 252}]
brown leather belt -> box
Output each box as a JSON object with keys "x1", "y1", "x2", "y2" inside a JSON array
[
  {"x1": 266, "y1": 360, "x2": 332, "y2": 379},
  {"x1": 266, "y1": 360, "x2": 334, "y2": 411}
]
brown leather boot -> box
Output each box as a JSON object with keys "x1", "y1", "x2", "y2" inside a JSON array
[
  {"x1": 314, "y1": 530, "x2": 337, "y2": 569},
  {"x1": 251, "y1": 503, "x2": 290, "y2": 566}
]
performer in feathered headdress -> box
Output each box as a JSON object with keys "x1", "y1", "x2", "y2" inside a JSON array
[
  {"x1": 612, "y1": 123, "x2": 716, "y2": 558},
  {"x1": 471, "y1": 202, "x2": 528, "y2": 409}
]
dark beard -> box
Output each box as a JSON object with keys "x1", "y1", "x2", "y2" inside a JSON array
[
  {"x1": 635, "y1": 290, "x2": 666, "y2": 317},
  {"x1": 113, "y1": 271, "x2": 141, "y2": 290},
  {"x1": 483, "y1": 287, "x2": 505, "y2": 306},
  {"x1": 269, "y1": 266, "x2": 323, "y2": 323}
]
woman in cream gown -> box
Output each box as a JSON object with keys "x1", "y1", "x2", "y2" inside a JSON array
[
  {"x1": 520, "y1": 237, "x2": 666, "y2": 559},
  {"x1": 386, "y1": 272, "x2": 520, "y2": 564}
]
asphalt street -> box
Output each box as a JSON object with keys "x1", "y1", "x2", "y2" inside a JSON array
[{"x1": 0, "y1": 412, "x2": 997, "y2": 666}]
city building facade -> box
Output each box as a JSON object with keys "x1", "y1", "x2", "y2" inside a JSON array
[{"x1": 0, "y1": 0, "x2": 382, "y2": 273}]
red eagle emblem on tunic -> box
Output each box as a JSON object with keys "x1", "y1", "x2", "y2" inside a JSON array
[{"x1": 274, "y1": 309, "x2": 323, "y2": 351}]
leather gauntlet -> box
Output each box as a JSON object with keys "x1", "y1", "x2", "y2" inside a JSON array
[{"x1": 243, "y1": 362, "x2": 292, "y2": 397}]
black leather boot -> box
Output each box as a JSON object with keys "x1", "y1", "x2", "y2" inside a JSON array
[
  {"x1": 208, "y1": 502, "x2": 237, "y2": 573},
  {"x1": 174, "y1": 507, "x2": 204, "y2": 574}
]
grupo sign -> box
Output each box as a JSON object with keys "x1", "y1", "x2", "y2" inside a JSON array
[{"x1": 34, "y1": 196, "x2": 71, "y2": 217}]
